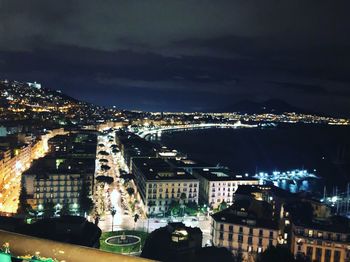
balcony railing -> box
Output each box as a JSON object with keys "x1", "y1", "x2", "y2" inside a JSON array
[{"x1": 0, "y1": 229, "x2": 154, "y2": 262}]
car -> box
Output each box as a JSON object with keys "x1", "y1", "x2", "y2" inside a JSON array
[{"x1": 191, "y1": 218, "x2": 198, "y2": 221}]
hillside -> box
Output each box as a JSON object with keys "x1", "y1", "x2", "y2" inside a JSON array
[{"x1": 0, "y1": 79, "x2": 118, "y2": 125}]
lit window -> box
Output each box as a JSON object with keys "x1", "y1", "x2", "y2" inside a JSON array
[{"x1": 308, "y1": 230, "x2": 314, "y2": 237}]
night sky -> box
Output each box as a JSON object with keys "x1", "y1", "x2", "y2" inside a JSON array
[{"x1": 0, "y1": 1, "x2": 349, "y2": 115}]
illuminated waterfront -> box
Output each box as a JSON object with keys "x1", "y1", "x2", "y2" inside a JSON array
[{"x1": 158, "y1": 124, "x2": 350, "y2": 193}]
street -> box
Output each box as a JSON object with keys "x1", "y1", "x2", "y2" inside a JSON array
[{"x1": 94, "y1": 129, "x2": 212, "y2": 247}]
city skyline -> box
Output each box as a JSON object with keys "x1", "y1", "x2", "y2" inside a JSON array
[
  {"x1": 1, "y1": 2, "x2": 350, "y2": 262},
  {"x1": 0, "y1": 1, "x2": 349, "y2": 115}
]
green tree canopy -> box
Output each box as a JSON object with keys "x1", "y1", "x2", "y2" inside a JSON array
[
  {"x1": 126, "y1": 187, "x2": 135, "y2": 196},
  {"x1": 79, "y1": 181, "x2": 94, "y2": 215},
  {"x1": 219, "y1": 201, "x2": 228, "y2": 211},
  {"x1": 257, "y1": 246, "x2": 295, "y2": 262},
  {"x1": 43, "y1": 201, "x2": 56, "y2": 218},
  {"x1": 96, "y1": 175, "x2": 114, "y2": 184},
  {"x1": 17, "y1": 186, "x2": 31, "y2": 215}
]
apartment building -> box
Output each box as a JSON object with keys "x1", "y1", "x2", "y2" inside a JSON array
[
  {"x1": 211, "y1": 199, "x2": 279, "y2": 261},
  {"x1": 132, "y1": 157, "x2": 199, "y2": 215},
  {"x1": 22, "y1": 132, "x2": 96, "y2": 209},
  {"x1": 193, "y1": 168, "x2": 259, "y2": 209},
  {"x1": 291, "y1": 216, "x2": 350, "y2": 262},
  {"x1": 23, "y1": 157, "x2": 95, "y2": 207}
]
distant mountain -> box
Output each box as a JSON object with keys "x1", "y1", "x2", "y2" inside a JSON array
[{"x1": 212, "y1": 99, "x2": 307, "y2": 114}]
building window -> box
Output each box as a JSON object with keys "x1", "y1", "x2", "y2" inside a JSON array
[
  {"x1": 258, "y1": 238, "x2": 262, "y2": 246},
  {"x1": 315, "y1": 248, "x2": 322, "y2": 262},
  {"x1": 308, "y1": 230, "x2": 314, "y2": 237},
  {"x1": 239, "y1": 227, "x2": 243, "y2": 233},
  {"x1": 325, "y1": 249, "x2": 331, "y2": 262},
  {"x1": 228, "y1": 234, "x2": 233, "y2": 242},
  {"x1": 269, "y1": 231, "x2": 274, "y2": 238},
  {"x1": 334, "y1": 250, "x2": 341, "y2": 262},
  {"x1": 259, "y1": 229, "x2": 263, "y2": 237},
  {"x1": 248, "y1": 236, "x2": 252, "y2": 245},
  {"x1": 238, "y1": 235, "x2": 243, "y2": 243},
  {"x1": 220, "y1": 224, "x2": 224, "y2": 231},
  {"x1": 306, "y1": 246, "x2": 313, "y2": 259},
  {"x1": 219, "y1": 232, "x2": 224, "y2": 240},
  {"x1": 269, "y1": 240, "x2": 273, "y2": 246},
  {"x1": 229, "y1": 225, "x2": 233, "y2": 232},
  {"x1": 249, "y1": 228, "x2": 253, "y2": 235},
  {"x1": 336, "y1": 234, "x2": 341, "y2": 241}
]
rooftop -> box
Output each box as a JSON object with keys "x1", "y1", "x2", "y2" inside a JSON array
[
  {"x1": 293, "y1": 215, "x2": 350, "y2": 234},
  {"x1": 211, "y1": 199, "x2": 278, "y2": 230},
  {"x1": 194, "y1": 168, "x2": 258, "y2": 181},
  {"x1": 133, "y1": 157, "x2": 197, "y2": 181},
  {"x1": 24, "y1": 156, "x2": 95, "y2": 177}
]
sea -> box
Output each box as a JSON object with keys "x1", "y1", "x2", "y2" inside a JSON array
[{"x1": 152, "y1": 124, "x2": 350, "y2": 195}]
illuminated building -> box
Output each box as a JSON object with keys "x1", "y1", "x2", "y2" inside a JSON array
[
  {"x1": 132, "y1": 158, "x2": 199, "y2": 215},
  {"x1": 23, "y1": 157, "x2": 95, "y2": 208},
  {"x1": 115, "y1": 131, "x2": 157, "y2": 171},
  {"x1": 193, "y1": 168, "x2": 259, "y2": 209},
  {"x1": 211, "y1": 199, "x2": 279, "y2": 261},
  {"x1": 291, "y1": 217, "x2": 350, "y2": 262},
  {"x1": 0, "y1": 128, "x2": 66, "y2": 213},
  {"x1": 22, "y1": 133, "x2": 96, "y2": 209}
]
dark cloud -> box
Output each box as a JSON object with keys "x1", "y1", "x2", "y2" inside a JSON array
[{"x1": 0, "y1": 0, "x2": 349, "y2": 115}]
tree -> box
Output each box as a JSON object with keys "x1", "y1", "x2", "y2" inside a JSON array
[
  {"x1": 98, "y1": 150, "x2": 109, "y2": 156},
  {"x1": 112, "y1": 149, "x2": 119, "y2": 154},
  {"x1": 133, "y1": 213, "x2": 139, "y2": 230},
  {"x1": 257, "y1": 246, "x2": 295, "y2": 262},
  {"x1": 169, "y1": 200, "x2": 181, "y2": 216},
  {"x1": 180, "y1": 192, "x2": 187, "y2": 202},
  {"x1": 79, "y1": 182, "x2": 94, "y2": 215},
  {"x1": 219, "y1": 201, "x2": 228, "y2": 211},
  {"x1": 126, "y1": 187, "x2": 135, "y2": 197},
  {"x1": 193, "y1": 247, "x2": 236, "y2": 262},
  {"x1": 185, "y1": 201, "x2": 199, "y2": 216},
  {"x1": 99, "y1": 159, "x2": 108, "y2": 163},
  {"x1": 43, "y1": 201, "x2": 55, "y2": 218},
  {"x1": 111, "y1": 207, "x2": 116, "y2": 232},
  {"x1": 17, "y1": 186, "x2": 31, "y2": 215},
  {"x1": 96, "y1": 175, "x2": 114, "y2": 184},
  {"x1": 100, "y1": 164, "x2": 111, "y2": 172},
  {"x1": 59, "y1": 203, "x2": 70, "y2": 216},
  {"x1": 179, "y1": 193, "x2": 187, "y2": 216}
]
